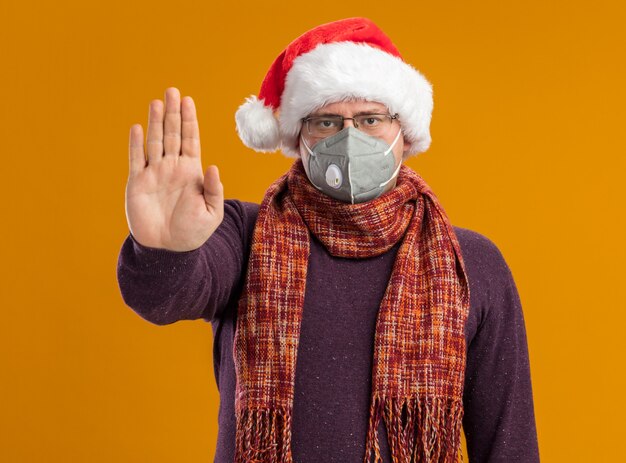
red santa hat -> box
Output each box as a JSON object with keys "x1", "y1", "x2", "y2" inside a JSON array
[{"x1": 235, "y1": 17, "x2": 434, "y2": 159}]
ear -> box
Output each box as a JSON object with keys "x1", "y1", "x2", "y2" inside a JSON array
[
  {"x1": 402, "y1": 134, "x2": 412, "y2": 155},
  {"x1": 295, "y1": 131, "x2": 302, "y2": 155}
]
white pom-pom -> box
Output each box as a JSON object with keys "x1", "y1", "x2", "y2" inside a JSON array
[{"x1": 235, "y1": 95, "x2": 281, "y2": 152}]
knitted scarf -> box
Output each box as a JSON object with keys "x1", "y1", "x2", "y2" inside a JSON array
[{"x1": 233, "y1": 158, "x2": 470, "y2": 463}]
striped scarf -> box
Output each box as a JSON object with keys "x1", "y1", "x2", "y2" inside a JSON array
[{"x1": 233, "y1": 158, "x2": 470, "y2": 462}]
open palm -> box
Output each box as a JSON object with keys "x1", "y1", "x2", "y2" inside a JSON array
[{"x1": 125, "y1": 87, "x2": 224, "y2": 252}]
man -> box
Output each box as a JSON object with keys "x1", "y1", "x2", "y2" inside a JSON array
[{"x1": 118, "y1": 17, "x2": 540, "y2": 462}]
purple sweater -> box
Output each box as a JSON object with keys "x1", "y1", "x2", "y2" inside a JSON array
[{"x1": 116, "y1": 199, "x2": 540, "y2": 463}]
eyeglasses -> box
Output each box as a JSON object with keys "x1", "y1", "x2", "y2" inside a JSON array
[{"x1": 301, "y1": 113, "x2": 400, "y2": 139}]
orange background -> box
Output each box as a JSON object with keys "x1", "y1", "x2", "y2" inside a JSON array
[{"x1": 1, "y1": 0, "x2": 625, "y2": 461}]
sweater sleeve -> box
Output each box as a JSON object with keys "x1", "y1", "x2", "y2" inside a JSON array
[
  {"x1": 115, "y1": 199, "x2": 258, "y2": 325},
  {"x1": 462, "y1": 238, "x2": 540, "y2": 462}
]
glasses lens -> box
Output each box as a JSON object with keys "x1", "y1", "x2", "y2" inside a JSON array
[
  {"x1": 307, "y1": 116, "x2": 342, "y2": 137},
  {"x1": 354, "y1": 114, "x2": 392, "y2": 136}
]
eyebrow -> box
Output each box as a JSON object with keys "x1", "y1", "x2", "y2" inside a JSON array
[{"x1": 310, "y1": 109, "x2": 387, "y2": 117}]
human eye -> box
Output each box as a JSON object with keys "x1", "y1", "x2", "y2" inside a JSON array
[
  {"x1": 314, "y1": 117, "x2": 339, "y2": 129},
  {"x1": 359, "y1": 114, "x2": 385, "y2": 127}
]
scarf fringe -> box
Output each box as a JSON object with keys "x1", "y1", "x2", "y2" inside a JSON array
[
  {"x1": 234, "y1": 407, "x2": 293, "y2": 463},
  {"x1": 363, "y1": 395, "x2": 465, "y2": 463}
]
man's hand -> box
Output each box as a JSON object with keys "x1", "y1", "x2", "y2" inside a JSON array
[{"x1": 125, "y1": 87, "x2": 224, "y2": 252}]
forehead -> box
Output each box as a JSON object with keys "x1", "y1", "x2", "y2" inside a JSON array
[{"x1": 310, "y1": 99, "x2": 388, "y2": 116}]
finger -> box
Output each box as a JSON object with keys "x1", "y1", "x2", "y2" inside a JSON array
[
  {"x1": 181, "y1": 96, "x2": 201, "y2": 159},
  {"x1": 163, "y1": 87, "x2": 182, "y2": 158},
  {"x1": 129, "y1": 124, "x2": 146, "y2": 175},
  {"x1": 146, "y1": 99, "x2": 164, "y2": 164},
  {"x1": 203, "y1": 165, "x2": 224, "y2": 214}
]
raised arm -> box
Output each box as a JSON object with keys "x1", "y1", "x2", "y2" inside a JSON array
[
  {"x1": 117, "y1": 86, "x2": 255, "y2": 325},
  {"x1": 116, "y1": 199, "x2": 257, "y2": 325},
  {"x1": 462, "y1": 239, "x2": 540, "y2": 462}
]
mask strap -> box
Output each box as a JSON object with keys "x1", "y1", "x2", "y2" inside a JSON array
[
  {"x1": 299, "y1": 135, "x2": 325, "y2": 192},
  {"x1": 379, "y1": 127, "x2": 403, "y2": 187},
  {"x1": 383, "y1": 127, "x2": 403, "y2": 156},
  {"x1": 300, "y1": 135, "x2": 315, "y2": 157},
  {"x1": 379, "y1": 159, "x2": 402, "y2": 187}
]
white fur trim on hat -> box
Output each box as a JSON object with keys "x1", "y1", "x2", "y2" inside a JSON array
[
  {"x1": 235, "y1": 95, "x2": 281, "y2": 152},
  {"x1": 278, "y1": 42, "x2": 433, "y2": 159}
]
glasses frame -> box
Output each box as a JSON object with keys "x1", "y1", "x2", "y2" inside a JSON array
[{"x1": 301, "y1": 113, "x2": 400, "y2": 137}]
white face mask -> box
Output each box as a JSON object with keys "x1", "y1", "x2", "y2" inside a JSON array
[{"x1": 300, "y1": 126, "x2": 403, "y2": 204}]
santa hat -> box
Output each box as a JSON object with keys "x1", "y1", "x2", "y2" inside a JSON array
[{"x1": 235, "y1": 17, "x2": 434, "y2": 159}]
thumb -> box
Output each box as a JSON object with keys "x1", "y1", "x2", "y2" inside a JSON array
[{"x1": 203, "y1": 165, "x2": 223, "y2": 203}]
